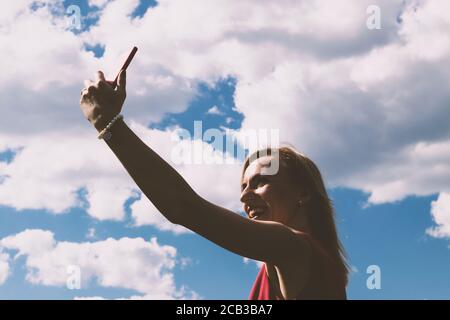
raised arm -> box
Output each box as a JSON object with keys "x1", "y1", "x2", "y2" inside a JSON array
[{"x1": 79, "y1": 71, "x2": 310, "y2": 267}]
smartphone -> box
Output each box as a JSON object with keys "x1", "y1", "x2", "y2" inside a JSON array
[{"x1": 109, "y1": 46, "x2": 138, "y2": 89}]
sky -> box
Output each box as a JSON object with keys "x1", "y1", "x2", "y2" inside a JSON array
[{"x1": 0, "y1": 0, "x2": 449, "y2": 299}]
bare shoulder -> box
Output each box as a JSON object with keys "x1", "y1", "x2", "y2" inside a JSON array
[
  {"x1": 272, "y1": 228, "x2": 313, "y2": 299},
  {"x1": 283, "y1": 227, "x2": 313, "y2": 259}
]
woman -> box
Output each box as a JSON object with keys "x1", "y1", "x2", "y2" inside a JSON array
[{"x1": 80, "y1": 70, "x2": 349, "y2": 300}]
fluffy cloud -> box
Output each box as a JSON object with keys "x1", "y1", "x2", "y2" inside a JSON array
[
  {"x1": 0, "y1": 250, "x2": 10, "y2": 286},
  {"x1": 243, "y1": 257, "x2": 263, "y2": 269},
  {"x1": 88, "y1": 0, "x2": 111, "y2": 8},
  {"x1": 427, "y1": 192, "x2": 450, "y2": 239},
  {"x1": 0, "y1": 129, "x2": 136, "y2": 219},
  {"x1": 0, "y1": 0, "x2": 242, "y2": 230},
  {"x1": 129, "y1": 125, "x2": 243, "y2": 231},
  {"x1": 0, "y1": 121, "x2": 242, "y2": 233},
  {"x1": 0, "y1": 0, "x2": 196, "y2": 135},
  {"x1": 81, "y1": 0, "x2": 450, "y2": 209},
  {"x1": 130, "y1": 192, "x2": 192, "y2": 233},
  {"x1": 0, "y1": 229, "x2": 197, "y2": 299},
  {"x1": 1, "y1": 0, "x2": 450, "y2": 243},
  {"x1": 232, "y1": 0, "x2": 450, "y2": 209}
]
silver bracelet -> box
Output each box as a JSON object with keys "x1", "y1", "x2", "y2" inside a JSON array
[{"x1": 97, "y1": 114, "x2": 124, "y2": 141}]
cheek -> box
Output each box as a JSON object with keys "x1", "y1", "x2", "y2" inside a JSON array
[
  {"x1": 256, "y1": 185, "x2": 273, "y2": 200},
  {"x1": 266, "y1": 186, "x2": 298, "y2": 213},
  {"x1": 259, "y1": 185, "x2": 285, "y2": 206}
]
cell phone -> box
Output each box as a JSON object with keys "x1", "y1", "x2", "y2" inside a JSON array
[{"x1": 110, "y1": 46, "x2": 138, "y2": 89}]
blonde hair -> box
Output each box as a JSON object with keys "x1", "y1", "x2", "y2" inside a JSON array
[{"x1": 241, "y1": 146, "x2": 349, "y2": 284}]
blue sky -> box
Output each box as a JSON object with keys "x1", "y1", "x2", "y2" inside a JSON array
[
  {"x1": 0, "y1": 0, "x2": 450, "y2": 299},
  {"x1": 1, "y1": 176, "x2": 449, "y2": 299}
]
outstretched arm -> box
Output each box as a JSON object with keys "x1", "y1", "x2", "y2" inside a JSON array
[{"x1": 79, "y1": 71, "x2": 310, "y2": 267}]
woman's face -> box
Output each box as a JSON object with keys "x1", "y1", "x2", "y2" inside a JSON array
[{"x1": 240, "y1": 155, "x2": 302, "y2": 225}]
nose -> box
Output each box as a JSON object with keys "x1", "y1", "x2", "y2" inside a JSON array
[{"x1": 240, "y1": 185, "x2": 255, "y2": 204}]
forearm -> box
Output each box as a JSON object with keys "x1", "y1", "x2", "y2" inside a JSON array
[{"x1": 95, "y1": 118, "x2": 199, "y2": 224}]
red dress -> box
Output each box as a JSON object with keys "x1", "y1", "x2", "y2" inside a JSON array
[{"x1": 248, "y1": 236, "x2": 347, "y2": 300}]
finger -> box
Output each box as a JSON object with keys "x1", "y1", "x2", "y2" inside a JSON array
[
  {"x1": 96, "y1": 79, "x2": 106, "y2": 90},
  {"x1": 96, "y1": 71, "x2": 106, "y2": 82},
  {"x1": 80, "y1": 91, "x2": 92, "y2": 103},
  {"x1": 80, "y1": 94, "x2": 89, "y2": 104},
  {"x1": 80, "y1": 89, "x2": 90, "y2": 98},
  {"x1": 96, "y1": 72, "x2": 112, "y2": 90},
  {"x1": 117, "y1": 70, "x2": 126, "y2": 96},
  {"x1": 87, "y1": 85, "x2": 97, "y2": 94}
]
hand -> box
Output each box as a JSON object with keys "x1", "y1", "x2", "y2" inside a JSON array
[{"x1": 80, "y1": 70, "x2": 127, "y2": 132}]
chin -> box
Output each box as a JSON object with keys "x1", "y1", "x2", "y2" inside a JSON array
[{"x1": 257, "y1": 213, "x2": 272, "y2": 222}]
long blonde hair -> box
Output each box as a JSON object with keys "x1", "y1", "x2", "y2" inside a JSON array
[{"x1": 241, "y1": 146, "x2": 349, "y2": 284}]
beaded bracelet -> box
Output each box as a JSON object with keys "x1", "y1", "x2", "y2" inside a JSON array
[{"x1": 97, "y1": 114, "x2": 123, "y2": 141}]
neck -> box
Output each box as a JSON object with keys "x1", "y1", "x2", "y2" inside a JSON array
[{"x1": 287, "y1": 207, "x2": 310, "y2": 234}]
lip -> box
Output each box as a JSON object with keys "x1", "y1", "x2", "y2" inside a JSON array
[
  {"x1": 247, "y1": 206, "x2": 268, "y2": 219},
  {"x1": 250, "y1": 211, "x2": 267, "y2": 220}
]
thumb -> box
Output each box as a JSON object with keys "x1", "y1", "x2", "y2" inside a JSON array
[{"x1": 117, "y1": 69, "x2": 126, "y2": 96}]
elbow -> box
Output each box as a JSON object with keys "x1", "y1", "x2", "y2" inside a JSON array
[
  {"x1": 161, "y1": 192, "x2": 202, "y2": 227},
  {"x1": 164, "y1": 212, "x2": 178, "y2": 225},
  {"x1": 158, "y1": 204, "x2": 183, "y2": 225}
]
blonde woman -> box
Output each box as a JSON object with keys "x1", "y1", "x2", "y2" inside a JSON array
[{"x1": 80, "y1": 70, "x2": 349, "y2": 300}]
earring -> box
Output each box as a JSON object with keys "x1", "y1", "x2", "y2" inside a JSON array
[{"x1": 298, "y1": 199, "x2": 303, "y2": 206}]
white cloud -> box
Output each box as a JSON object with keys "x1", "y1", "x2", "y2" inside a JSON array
[
  {"x1": 0, "y1": 122, "x2": 242, "y2": 230},
  {"x1": 129, "y1": 123, "x2": 243, "y2": 231},
  {"x1": 232, "y1": 0, "x2": 450, "y2": 207},
  {"x1": 86, "y1": 228, "x2": 96, "y2": 240},
  {"x1": 0, "y1": 129, "x2": 136, "y2": 219},
  {"x1": 0, "y1": 229, "x2": 197, "y2": 299},
  {"x1": 342, "y1": 141, "x2": 450, "y2": 204},
  {"x1": 1, "y1": 0, "x2": 450, "y2": 245},
  {"x1": 0, "y1": 1, "x2": 241, "y2": 230},
  {"x1": 427, "y1": 192, "x2": 450, "y2": 239},
  {"x1": 130, "y1": 194, "x2": 191, "y2": 234},
  {"x1": 75, "y1": 286, "x2": 201, "y2": 300},
  {"x1": 74, "y1": 296, "x2": 106, "y2": 300},
  {"x1": 88, "y1": 0, "x2": 110, "y2": 8},
  {"x1": 243, "y1": 257, "x2": 263, "y2": 269},
  {"x1": 0, "y1": 0, "x2": 196, "y2": 135},
  {"x1": 206, "y1": 105, "x2": 222, "y2": 115},
  {"x1": 1, "y1": 229, "x2": 55, "y2": 257},
  {"x1": 0, "y1": 250, "x2": 10, "y2": 286}
]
